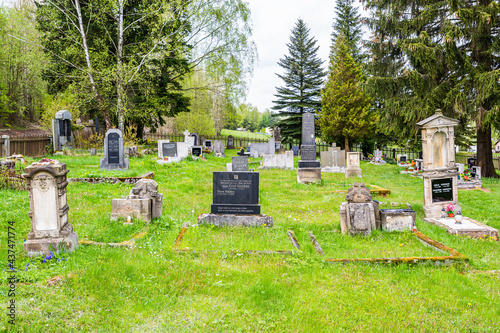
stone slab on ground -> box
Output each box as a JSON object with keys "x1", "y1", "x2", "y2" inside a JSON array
[
  {"x1": 424, "y1": 216, "x2": 499, "y2": 239},
  {"x1": 457, "y1": 179, "x2": 482, "y2": 190},
  {"x1": 198, "y1": 213, "x2": 273, "y2": 227}
]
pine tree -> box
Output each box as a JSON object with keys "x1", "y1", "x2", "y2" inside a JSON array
[
  {"x1": 331, "y1": 0, "x2": 363, "y2": 62},
  {"x1": 365, "y1": 0, "x2": 500, "y2": 178},
  {"x1": 272, "y1": 19, "x2": 326, "y2": 145},
  {"x1": 319, "y1": 33, "x2": 375, "y2": 152}
]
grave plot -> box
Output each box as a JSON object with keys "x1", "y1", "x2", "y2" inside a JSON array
[
  {"x1": 173, "y1": 225, "x2": 295, "y2": 253},
  {"x1": 79, "y1": 219, "x2": 148, "y2": 246}
]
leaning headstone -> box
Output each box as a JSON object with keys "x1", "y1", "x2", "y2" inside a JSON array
[
  {"x1": 198, "y1": 171, "x2": 273, "y2": 227},
  {"x1": 227, "y1": 135, "x2": 235, "y2": 149},
  {"x1": 213, "y1": 140, "x2": 225, "y2": 156},
  {"x1": 297, "y1": 112, "x2": 321, "y2": 183},
  {"x1": 52, "y1": 110, "x2": 73, "y2": 151},
  {"x1": 339, "y1": 183, "x2": 377, "y2": 235},
  {"x1": 110, "y1": 179, "x2": 163, "y2": 222},
  {"x1": 232, "y1": 156, "x2": 249, "y2": 171},
  {"x1": 100, "y1": 129, "x2": 129, "y2": 170},
  {"x1": 23, "y1": 159, "x2": 78, "y2": 254},
  {"x1": 345, "y1": 152, "x2": 362, "y2": 178}
]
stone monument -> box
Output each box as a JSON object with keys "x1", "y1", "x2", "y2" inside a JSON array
[
  {"x1": 339, "y1": 183, "x2": 377, "y2": 235},
  {"x1": 100, "y1": 129, "x2": 129, "y2": 170},
  {"x1": 198, "y1": 171, "x2": 273, "y2": 227},
  {"x1": 227, "y1": 135, "x2": 235, "y2": 149},
  {"x1": 52, "y1": 110, "x2": 73, "y2": 151},
  {"x1": 110, "y1": 179, "x2": 163, "y2": 222},
  {"x1": 23, "y1": 159, "x2": 78, "y2": 254},
  {"x1": 249, "y1": 138, "x2": 275, "y2": 158},
  {"x1": 297, "y1": 112, "x2": 321, "y2": 183},
  {"x1": 213, "y1": 140, "x2": 225, "y2": 156},
  {"x1": 345, "y1": 152, "x2": 362, "y2": 178}
]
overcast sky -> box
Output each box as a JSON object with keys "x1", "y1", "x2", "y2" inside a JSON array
[{"x1": 245, "y1": 0, "x2": 338, "y2": 113}]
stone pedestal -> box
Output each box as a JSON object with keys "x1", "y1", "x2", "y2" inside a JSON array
[
  {"x1": 23, "y1": 160, "x2": 78, "y2": 255},
  {"x1": 297, "y1": 168, "x2": 321, "y2": 184}
]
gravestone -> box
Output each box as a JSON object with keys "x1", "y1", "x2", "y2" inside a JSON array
[
  {"x1": 457, "y1": 163, "x2": 465, "y2": 174},
  {"x1": 249, "y1": 138, "x2": 275, "y2": 158},
  {"x1": 232, "y1": 156, "x2": 249, "y2": 171},
  {"x1": 110, "y1": 179, "x2": 163, "y2": 222},
  {"x1": 468, "y1": 157, "x2": 477, "y2": 167},
  {"x1": 213, "y1": 140, "x2": 225, "y2": 156},
  {"x1": 100, "y1": 129, "x2": 129, "y2": 170},
  {"x1": 273, "y1": 126, "x2": 282, "y2": 142},
  {"x1": 297, "y1": 112, "x2": 321, "y2": 183},
  {"x1": 23, "y1": 159, "x2": 78, "y2": 254},
  {"x1": 191, "y1": 146, "x2": 202, "y2": 157},
  {"x1": 158, "y1": 141, "x2": 177, "y2": 158},
  {"x1": 227, "y1": 135, "x2": 235, "y2": 149},
  {"x1": 379, "y1": 209, "x2": 416, "y2": 232},
  {"x1": 52, "y1": 110, "x2": 73, "y2": 151},
  {"x1": 90, "y1": 148, "x2": 97, "y2": 156},
  {"x1": 261, "y1": 151, "x2": 294, "y2": 170},
  {"x1": 190, "y1": 133, "x2": 199, "y2": 146},
  {"x1": 321, "y1": 149, "x2": 346, "y2": 172},
  {"x1": 200, "y1": 136, "x2": 206, "y2": 147},
  {"x1": 291, "y1": 145, "x2": 299, "y2": 156},
  {"x1": 184, "y1": 130, "x2": 195, "y2": 148},
  {"x1": 400, "y1": 155, "x2": 407, "y2": 162},
  {"x1": 472, "y1": 166, "x2": 481, "y2": 180},
  {"x1": 345, "y1": 152, "x2": 362, "y2": 178},
  {"x1": 2, "y1": 135, "x2": 10, "y2": 156},
  {"x1": 340, "y1": 183, "x2": 377, "y2": 235},
  {"x1": 205, "y1": 140, "x2": 212, "y2": 150}
]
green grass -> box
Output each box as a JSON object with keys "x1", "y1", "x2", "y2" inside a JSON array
[
  {"x1": 1, "y1": 150, "x2": 499, "y2": 332},
  {"x1": 220, "y1": 129, "x2": 270, "y2": 140}
]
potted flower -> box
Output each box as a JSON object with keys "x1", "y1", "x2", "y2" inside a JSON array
[{"x1": 445, "y1": 204, "x2": 454, "y2": 217}]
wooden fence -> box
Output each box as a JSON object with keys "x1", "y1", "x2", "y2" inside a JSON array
[
  {"x1": 145, "y1": 133, "x2": 269, "y2": 147},
  {"x1": 0, "y1": 135, "x2": 51, "y2": 158}
]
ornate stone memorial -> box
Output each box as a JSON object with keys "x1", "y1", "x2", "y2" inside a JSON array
[
  {"x1": 23, "y1": 159, "x2": 78, "y2": 254},
  {"x1": 52, "y1": 110, "x2": 73, "y2": 151},
  {"x1": 110, "y1": 179, "x2": 163, "y2": 222},
  {"x1": 345, "y1": 152, "x2": 362, "y2": 178},
  {"x1": 339, "y1": 183, "x2": 377, "y2": 235},
  {"x1": 100, "y1": 129, "x2": 128, "y2": 170}
]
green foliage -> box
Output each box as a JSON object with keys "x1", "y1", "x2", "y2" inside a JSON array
[
  {"x1": 320, "y1": 34, "x2": 375, "y2": 150},
  {"x1": 365, "y1": 0, "x2": 500, "y2": 175},
  {"x1": 331, "y1": 0, "x2": 364, "y2": 62},
  {"x1": 272, "y1": 19, "x2": 326, "y2": 145}
]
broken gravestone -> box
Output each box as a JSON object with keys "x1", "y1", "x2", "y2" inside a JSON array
[
  {"x1": 339, "y1": 183, "x2": 378, "y2": 235},
  {"x1": 110, "y1": 179, "x2": 163, "y2": 222}
]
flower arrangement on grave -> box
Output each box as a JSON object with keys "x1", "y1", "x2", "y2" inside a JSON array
[
  {"x1": 445, "y1": 204, "x2": 455, "y2": 217},
  {"x1": 411, "y1": 160, "x2": 416, "y2": 167}
]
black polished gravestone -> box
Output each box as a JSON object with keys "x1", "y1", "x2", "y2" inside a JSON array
[
  {"x1": 191, "y1": 146, "x2": 202, "y2": 156},
  {"x1": 162, "y1": 142, "x2": 177, "y2": 157},
  {"x1": 298, "y1": 112, "x2": 320, "y2": 168},
  {"x1": 400, "y1": 155, "x2": 407, "y2": 162},
  {"x1": 292, "y1": 145, "x2": 299, "y2": 156},
  {"x1": 468, "y1": 157, "x2": 477, "y2": 167},
  {"x1": 100, "y1": 129, "x2": 128, "y2": 170},
  {"x1": 205, "y1": 140, "x2": 212, "y2": 148},
  {"x1": 211, "y1": 172, "x2": 260, "y2": 214},
  {"x1": 232, "y1": 156, "x2": 248, "y2": 171},
  {"x1": 431, "y1": 178, "x2": 453, "y2": 203},
  {"x1": 107, "y1": 133, "x2": 120, "y2": 164}
]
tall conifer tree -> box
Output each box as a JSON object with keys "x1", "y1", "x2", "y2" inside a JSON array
[
  {"x1": 331, "y1": 0, "x2": 363, "y2": 62},
  {"x1": 320, "y1": 33, "x2": 375, "y2": 151},
  {"x1": 272, "y1": 19, "x2": 326, "y2": 145},
  {"x1": 365, "y1": 0, "x2": 500, "y2": 178}
]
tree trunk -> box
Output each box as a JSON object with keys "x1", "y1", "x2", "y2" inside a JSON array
[
  {"x1": 116, "y1": 0, "x2": 125, "y2": 133},
  {"x1": 344, "y1": 136, "x2": 350, "y2": 152},
  {"x1": 476, "y1": 125, "x2": 498, "y2": 178}
]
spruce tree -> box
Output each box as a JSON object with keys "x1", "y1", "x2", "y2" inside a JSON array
[
  {"x1": 272, "y1": 19, "x2": 326, "y2": 145},
  {"x1": 331, "y1": 0, "x2": 363, "y2": 62},
  {"x1": 365, "y1": 0, "x2": 500, "y2": 178},
  {"x1": 319, "y1": 33, "x2": 375, "y2": 152}
]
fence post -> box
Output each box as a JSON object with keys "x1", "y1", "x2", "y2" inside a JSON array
[{"x1": 2, "y1": 135, "x2": 10, "y2": 157}]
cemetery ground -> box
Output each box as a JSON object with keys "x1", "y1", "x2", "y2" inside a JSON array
[{"x1": 1, "y1": 150, "x2": 500, "y2": 332}]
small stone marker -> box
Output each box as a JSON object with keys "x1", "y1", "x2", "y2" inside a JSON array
[
  {"x1": 110, "y1": 179, "x2": 163, "y2": 222},
  {"x1": 340, "y1": 183, "x2": 377, "y2": 235},
  {"x1": 90, "y1": 148, "x2": 97, "y2": 155},
  {"x1": 232, "y1": 156, "x2": 249, "y2": 171},
  {"x1": 379, "y1": 209, "x2": 416, "y2": 232},
  {"x1": 100, "y1": 129, "x2": 129, "y2": 170},
  {"x1": 23, "y1": 159, "x2": 78, "y2": 254}
]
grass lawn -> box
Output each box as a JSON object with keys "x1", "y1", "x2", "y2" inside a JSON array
[{"x1": 1, "y1": 150, "x2": 499, "y2": 332}]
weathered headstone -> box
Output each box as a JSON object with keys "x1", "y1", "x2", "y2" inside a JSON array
[
  {"x1": 232, "y1": 156, "x2": 249, "y2": 171},
  {"x1": 52, "y1": 110, "x2": 73, "y2": 151},
  {"x1": 2, "y1": 135, "x2": 10, "y2": 157},
  {"x1": 261, "y1": 151, "x2": 294, "y2": 170},
  {"x1": 213, "y1": 140, "x2": 225, "y2": 156},
  {"x1": 321, "y1": 150, "x2": 346, "y2": 173},
  {"x1": 100, "y1": 129, "x2": 129, "y2": 170},
  {"x1": 379, "y1": 209, "x2": 416, "y2": 232},
  {"x1": 227, "y1": 135, "x2": 235, "y2": 149},
  {"x1": 89, "y1": 148, "x2": 97, "y2": 156},
  {"x1": 340, "y1": 183, "x2": 377, "y2": 235},
  {"x1": 345, "y1": 152, "x2": 362, "y2": 178},
  {"x1": 23, "y1": 159, "x2": 78, "y2": 254},
  {"x1": 273, "y1": 126, "x2": 282, "y2": 142},
  {"x1": 110, "y1": 179, "x2": 163, "y2": 222},
  {"x1": 249, "y1": 138, "x2": 275, "y2": 158},
  {"x1": 291, "y1": 145, "x2": 299, "y2": 156},
  {"x1": 200, "y1": 136, "x2": 206, "y2": 147},
  {"x1": 297, "y1": 112, "x2": 321, "y2": 183}
]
